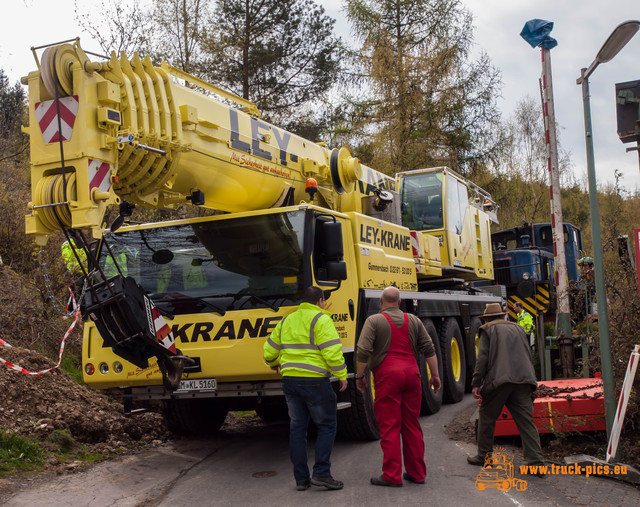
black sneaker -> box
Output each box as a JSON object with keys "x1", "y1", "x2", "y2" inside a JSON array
[
  {"x1": 402, "y1": 472, "x2": 425, "y2": 484},
  {"x1": 311, "y1": 476, "x2": 344, "y2": 490},
  {"x1": 296, "y1": 482, "x2": 310, "y2": 491},
  {"x1": 370, "y1": 475, "x2": 402, "y2": 487}
]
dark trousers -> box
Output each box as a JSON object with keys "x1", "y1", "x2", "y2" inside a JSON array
[
  {"x1": 282, "y1": 376, "x2": 337, "y2": 485},
  {"x1": 477, "y1": 383, "x2": 544, "y2": 465}
]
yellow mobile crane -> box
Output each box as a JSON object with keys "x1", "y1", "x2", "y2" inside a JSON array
[{"x1": 24, "y1": 39, "x2": 502, "y2": 438}]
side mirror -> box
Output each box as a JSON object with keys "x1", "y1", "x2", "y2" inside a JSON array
[
  {"x1": 322, "y1": 221, "x2": 344, "y2": 258},
  {"x1": 152, "y1": 249, "x2": 174, "y2": 264},
  {"x1": 111, "y1": 201, "x2": 136, "y2": 232},
  {"x1": 315, "y1": 219, "x2": 347, "y2": 285},
  {"x1": 327, "y1": 260, "x2": 347, "y2": 281}
]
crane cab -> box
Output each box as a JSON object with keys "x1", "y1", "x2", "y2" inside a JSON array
[{"x1": 397, "y1": 167, "x2": 497, "y2": 284}]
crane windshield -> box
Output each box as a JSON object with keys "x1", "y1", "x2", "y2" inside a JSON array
[
  {"x1": 400, "y1": 170, "x2": 444, "y2": 231},
  {"x1": 98, "y1": 210, "x2": 305, "y2": 313}
]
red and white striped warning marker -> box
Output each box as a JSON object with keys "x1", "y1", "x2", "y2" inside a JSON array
[
  {"x1": 410, "y1": 231, "x2": 423, "y2": 273},
  {"x1": 34, "y1": 96, "x2": 79, "y2": 144},
  {"x1": 606, "y1": 344, "x2": 640, "y2": 462},
  {"x1": 88, "y1": 159, "x2": 112, "y2": 196},
  {"x1": 0, "y1": 309, "x2": 80, "y2": 375},
  {"x1": 152, "y1": 306, "x2": 177, "y2": 354},
  {"x1": 410, "y1": 231, "x2": 420, "y2": 257}
]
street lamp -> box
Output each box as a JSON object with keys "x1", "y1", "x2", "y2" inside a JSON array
[{"x1": 576, "y1": 20, "x2": 640, "y2": 440}]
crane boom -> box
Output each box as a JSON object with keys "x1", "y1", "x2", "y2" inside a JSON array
[{"x1": 24, "y1": 39, "x2": 372, "y2": 244}]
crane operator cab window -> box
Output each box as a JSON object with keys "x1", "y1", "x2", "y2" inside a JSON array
[
  {"x1": 399, "y1": 170, "x2": 444, "y2": 231},
  {"x1": 98, "y1": 211, "x2": 307, "y2": 316}
]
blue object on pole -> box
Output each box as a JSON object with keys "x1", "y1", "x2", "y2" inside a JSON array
[{"x1": 521, "y1": 19, "x2": 558, "y2": 49}]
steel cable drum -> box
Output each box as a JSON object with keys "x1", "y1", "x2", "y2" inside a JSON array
[{"x1": 35, "y1": 173, "x2": 76, "y2": 230}]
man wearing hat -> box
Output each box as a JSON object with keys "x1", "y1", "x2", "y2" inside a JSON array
[{"x1": 467, "y1": 302, "x2": 545, "y2": 468}]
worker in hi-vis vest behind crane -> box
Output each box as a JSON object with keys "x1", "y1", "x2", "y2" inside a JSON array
[{"x1": 513, "y1": 302, "x2": 535, "y2": 348}]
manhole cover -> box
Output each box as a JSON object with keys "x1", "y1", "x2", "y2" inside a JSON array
[{"x1": 252, "y1": 471, "x2": 278, "y2": 478}]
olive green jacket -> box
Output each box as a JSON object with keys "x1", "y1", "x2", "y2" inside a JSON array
[{"x1": 471, "y1": 319, "x2": 537, "y2": 395}]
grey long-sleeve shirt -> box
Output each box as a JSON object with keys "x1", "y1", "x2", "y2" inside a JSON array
[{"x1": 356, "y1": 307, "x2": 436, "y2": 371}]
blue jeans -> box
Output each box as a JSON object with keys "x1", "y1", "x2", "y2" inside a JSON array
[{"x1": 282, "y1": 376, "x2": 337, "y2": 484}]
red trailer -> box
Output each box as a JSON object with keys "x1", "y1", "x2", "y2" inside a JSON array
[{"x1": 494, "y1": 377, "x2": 606, "y2": 437}]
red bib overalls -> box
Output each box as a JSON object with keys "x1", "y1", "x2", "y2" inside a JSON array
[{"x1": 373, "y1": 313, "x2": 426, "y2": 484}]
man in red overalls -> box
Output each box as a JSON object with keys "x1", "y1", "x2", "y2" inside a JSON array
[{"x1": 356, "y1": 286, "x2": 441, "y2": 487}]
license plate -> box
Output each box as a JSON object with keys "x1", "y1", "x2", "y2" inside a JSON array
[{"x1": 176, "y1": 378, "x2": 217, "y2": 392}]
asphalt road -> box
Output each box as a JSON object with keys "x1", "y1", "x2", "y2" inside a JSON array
[{"x1": 4, "y1": 395, "x2": 638, "y2": 506}]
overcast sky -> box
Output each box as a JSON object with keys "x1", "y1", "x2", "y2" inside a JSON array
[{"x1": 2, "y1": 0, "x2": 639, "y2": 192}]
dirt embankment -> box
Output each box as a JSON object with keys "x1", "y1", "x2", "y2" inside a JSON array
[{"x1": 0, "y1": 346, "x2": 170, "y2": 457}]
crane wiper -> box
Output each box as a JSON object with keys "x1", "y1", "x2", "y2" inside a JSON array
[
  {"x1": 239, "y1": 293, "x2": 280, "y2": 312},
  {"x1": 152, "y1": 295, "x2": 226, "y2": 316},
  {"x1": 226, "y1": 289, "x2": 280, "y2": 312}
]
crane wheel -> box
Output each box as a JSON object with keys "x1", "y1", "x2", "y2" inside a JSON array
[
  {"x1": 337, "y1": 371, "x2": 379, "y2": 441},
  {"x1": 329, "y1": 147, "x2": 361, "y2": 194},
  {"x1": 419, "y1": 318, "x2": 443, "y2": 415},
  {"x1": 439, "y1": 317, "x2": 466, "y2": 403},
  {"x1": 465, "y1": 317, "x2": 482, "y2": 392}
]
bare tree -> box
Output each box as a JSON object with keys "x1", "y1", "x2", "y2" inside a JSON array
[{"x1": 75, "y1": 0, "x2": 153, "y2": 55}]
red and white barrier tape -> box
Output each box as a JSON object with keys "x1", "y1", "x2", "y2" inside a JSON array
[
  {"x1": 0, "y1": 309, "x2": 80, "y2": 375},
  {"x1": 63, "y1": 285, "x2": 79, "y2": 319}
]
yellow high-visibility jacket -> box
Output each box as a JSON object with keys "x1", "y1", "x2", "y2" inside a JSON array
[
  {"x1": 516, "y1": 310, "x2": 534, "y2": 335},
  {"x1": 103, "y1": 251, "x2": 128, "y2": 278},
  {"x1": 61, "y1": 238, "x2": 87, "y2": 275},
  {"x1": 264, "y1": 302, "x2": 347, "y2": 380}
]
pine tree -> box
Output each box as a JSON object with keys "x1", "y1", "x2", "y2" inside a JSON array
[
  {"x1": 0, "y1": 69, "x2": 27, "y2": 163},
  {"x1": 343, "y1": 0, "x2": 502, "y2": 175},
  {"x1": 201, "y1": 0, "x2": 342, "y2": 133}
]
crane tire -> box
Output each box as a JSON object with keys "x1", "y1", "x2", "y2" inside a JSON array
[
  {"x1": 161, "y1": 398, "x2": 228, "y2": 436},
  {"x1": 419, "y1": 318, "x2": 443, "y2": 415},
  {"x1": 337, "y1": 373, "x2": 379, "y2": 441},
  {"x1": 439, "y1": 317, "x2": 466, "y2": 403},
  {"x1": 465, "y1": 317, "x2": 482, "y2": 392}
]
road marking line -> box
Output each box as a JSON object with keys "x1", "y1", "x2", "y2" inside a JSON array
[{"x1": 502, "y1": 491, "x2": 526, "y2": 507}]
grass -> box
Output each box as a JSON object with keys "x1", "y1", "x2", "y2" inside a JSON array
[
  {"x1": 0, "y1": 431, "x2": 44, "y2": 474},
  {"x1": 60, "y1": 352, "x2": 84, "y2": 384},
  {"x1": 231, "y1": 410, "x2": 257, "y2": 417},
  {"x1": 0, "y1": 429, "x2": 106, "y2": 477},
  {"x1": 46, "y1": 429, "x2": 106, "y2": 464}
]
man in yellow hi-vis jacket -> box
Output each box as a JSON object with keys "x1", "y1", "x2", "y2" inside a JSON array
[{"x1": 263, "y1": 286, "x2": 347, "y2": 492}]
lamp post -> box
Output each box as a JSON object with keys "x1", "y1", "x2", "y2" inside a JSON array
[{"x1": 576, "y1": 20, "x2": 640, "y2": 439}]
